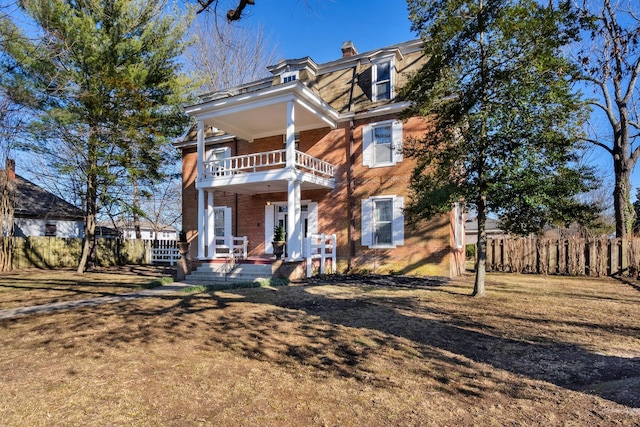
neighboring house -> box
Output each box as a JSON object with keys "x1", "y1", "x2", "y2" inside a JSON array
[
  {"x1": 178, "y1": 39, "x2": 465, "y2": 277},
  {"x1": 13, "y1": 174, "x2": 84, "y2": 238},
  {"x1": 97, "y1": 220, "x2": 178, "y2": 241},
  {"x1": 465, "y1": 217, "x2": 505, "y2": 245}
]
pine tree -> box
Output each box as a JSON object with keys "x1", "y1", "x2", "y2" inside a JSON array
[
  {"x1": 0, "y1": 0, "x2": 193, "y2": 272},
  {"x1": 402, "y1": 0, "x2": 596, "y2": 296}
]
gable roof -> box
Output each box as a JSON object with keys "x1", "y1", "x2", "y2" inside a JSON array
[{"x1": 13, "y1": 175, "x2": 84, "y2": 220}]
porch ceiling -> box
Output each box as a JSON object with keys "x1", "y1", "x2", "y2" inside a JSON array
[
  {"x1": 199, "y1": 176, "x2": 334, "y2": 195},
  {"x1": 185, "y1": 81, "x2": 340, "y2": 142},
  {"x1": 196, "y1": 172, "x2": 335, "y2": 196}
]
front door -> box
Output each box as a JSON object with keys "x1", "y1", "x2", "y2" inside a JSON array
[
  {"x1": 265, "y1": 202, "x2": 317, "y2": 255},
  {"x1": 276, "y1": 205, "x2": 309, "y2": 241}
]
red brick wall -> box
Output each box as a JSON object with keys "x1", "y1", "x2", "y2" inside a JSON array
[{"x1": 181, "y1": 116, "x2": 461, "y2": 277}]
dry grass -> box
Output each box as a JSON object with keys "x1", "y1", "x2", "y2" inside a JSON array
[{"x1": 0, "y1": 269, "x2": 639, "y2": 426}]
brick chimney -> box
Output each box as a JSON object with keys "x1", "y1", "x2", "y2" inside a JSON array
[
  {"x1": 5, "y1": 159, "x2": 15, "y2": 181},
  {"x1": 341, "y1": 41, "x2": 358, "y2": 58}
]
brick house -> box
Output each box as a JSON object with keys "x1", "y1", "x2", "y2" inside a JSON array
[{"x1": 178, "y1": 39, "x2": 465, "y2": 278}]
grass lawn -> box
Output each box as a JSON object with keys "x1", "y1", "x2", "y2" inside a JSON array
[{"x1": 0, "y1": 269, "x2": 638, "y2": 426}]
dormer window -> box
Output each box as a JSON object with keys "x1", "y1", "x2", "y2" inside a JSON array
[
  {"x1": 372, "y1": 58, "x2": 394, "y2": 102},
  {"x1": 281, "y1": 71, "x2": 298, "y2": 83}
]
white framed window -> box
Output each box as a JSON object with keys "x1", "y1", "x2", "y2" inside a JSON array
[
  {"x1": 281, "y1": 71, "x2": 298, "y2": 83},
  {"x1": 361, "y1": 196, "x2": 404, "y2": 248},
  {"x1": 362, "y1": 119, "x2": 403, "y2": 168},
  {"x1": 372, "y1": 58, "x2": 394, "y2": 102},
  {"x1": 213, "y1": 206, "x2": 232, "y2": 246},
  {"x1": 454, "y1": 203, "x2": 465, "y2": 248},
  {"x1": 206, "y1": 146, "x2": 230, "y2": 175}
]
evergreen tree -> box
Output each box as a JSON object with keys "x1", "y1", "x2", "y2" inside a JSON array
[
  {"x1": 0, "y1": 0, "x2": 193, "y2": 272},
  {"x1": 402, "y1": 0, "x2": 596, "y2": 296}
]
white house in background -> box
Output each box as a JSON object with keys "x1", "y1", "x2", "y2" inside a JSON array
[
  {"x1": 13, "y1": 174, "x2": 84, "y2": 238},
  {"x1": 97, "y1": 220, "x2": 178, "y2": 241}
]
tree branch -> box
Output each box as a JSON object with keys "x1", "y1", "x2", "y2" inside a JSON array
[
  {"x1": 195, "y1": 0, "x2": 255, "y2": 19},
  {"x1": 581, "y1": 137, "x2": 614, "y2": 155}
]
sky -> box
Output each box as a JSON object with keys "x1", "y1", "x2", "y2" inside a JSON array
[{"x1": 233, "y1": 0, "x2": 418, "y2": 64}]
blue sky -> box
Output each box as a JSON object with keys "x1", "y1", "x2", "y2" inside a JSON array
[{"x1": 239, "y1": 0, "x2": 418, "y2": 64}]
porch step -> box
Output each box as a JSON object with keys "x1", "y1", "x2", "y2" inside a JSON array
[{"x1": 184, "y1": 262, "x2": 272, "y2": 284}]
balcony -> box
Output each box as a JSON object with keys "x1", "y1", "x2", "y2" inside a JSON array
[{"x1": 197, "y1": 149, "x2": 336, "y2": 194}]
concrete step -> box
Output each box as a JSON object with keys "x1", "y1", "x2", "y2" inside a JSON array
[{"x1": 185, "y1": 262, "x2": 272, "y2": 284}]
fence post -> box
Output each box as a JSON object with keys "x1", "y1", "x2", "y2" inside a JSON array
[{"x1": 621, "y1": 238, "x2": 629, "y2": 276}]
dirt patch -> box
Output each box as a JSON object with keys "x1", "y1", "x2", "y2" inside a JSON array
[{"x1": 0, "y1": 271, "x2": 638, "y2": 426}]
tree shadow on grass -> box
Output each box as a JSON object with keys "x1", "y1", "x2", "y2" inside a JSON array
[{"x1": 3, "y1": 277, "x2": 639, "y2": 409}]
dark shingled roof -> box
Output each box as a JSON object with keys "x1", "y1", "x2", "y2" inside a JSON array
[{"x1": 13, "y1": 175, "x2": 84, "y2": 220}]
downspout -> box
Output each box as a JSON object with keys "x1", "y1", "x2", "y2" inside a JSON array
[
  {"x1": 346, "y1": 60, "x2": 359, "y2": 271},
  {"x1": 348, "y1": 118, "x2": 356, "y2": 271}
]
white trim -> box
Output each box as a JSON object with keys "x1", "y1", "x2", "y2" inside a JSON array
[
  {"x1": 265, "y1": 204, "x2": 275, "y2": 254},
  {"x1": 371, "y1": 56, "x2": 395, "y2": 102},
  {"x1": 454, "y1": 203, "x2": 465, "y2": 249},
  {"x1": 362, "y1": 119, "x2": 403, "y2": 168},
  {"x1": 361, "y1": 195, "x2": 405, "y2": 249},
  {"x1": 281, "y1": 70, "x2": 299, "y2": 83}
]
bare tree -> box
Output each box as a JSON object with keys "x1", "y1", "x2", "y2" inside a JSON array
[
  {"x1": 0, "y1": 95, "x2": 23, "y2": 271},
  {"x1": 191, "y1": 0, "x2": 255, "y2": 18},
  {"x1": 185, "y1": 17, "x2": 278, "y2": 94},
  {"x1": 573, "y1": 0, "x2": 640, "y2": 239}
]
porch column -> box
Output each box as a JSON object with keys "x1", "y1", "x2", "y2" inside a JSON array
[
  {"x1": 196, "y1": 120, "x2": 205, "y2": 179},
  {"x1": 198, "y1": 188, "x2": 205, "y2": 259},
  {"x1": 287, "y1": 178, "x2": 302, "y2": 261},
  {"x1": 285, "y1": 100, "x2": 295, "y2": 170},
  {"x1": 207, "y1": 191, "x2": 215, "y2": 258}
]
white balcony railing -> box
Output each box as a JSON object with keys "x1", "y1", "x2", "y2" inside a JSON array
[{"x1": 203, "y1": 149, "x2": 334, "y2": 180}]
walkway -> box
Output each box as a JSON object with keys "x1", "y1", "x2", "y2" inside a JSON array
[{"x1": 0, "y1": 283, "x2": 192, "y2": 320}]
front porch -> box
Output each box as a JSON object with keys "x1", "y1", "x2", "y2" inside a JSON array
[{"x1": 187, "y1": 81, "x2": 340, "y2": 264}]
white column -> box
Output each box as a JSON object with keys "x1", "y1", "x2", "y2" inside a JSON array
[
  {"x1": 198, "y1": 188, "x2": 205, "y2": 259},
  {"x1": 197, "y1": 120, "x2": 205, "y2": 179},
  {"x1": 207, "y1": 191, "x2": 215, "y2": 258},
  {"x1": 285, "y1": 100, "x2": 295, "y2": 169},
  {"x1": 287, "y1": 179, "x2": 302, "y2": 261}
]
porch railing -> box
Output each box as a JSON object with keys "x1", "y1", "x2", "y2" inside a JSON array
[
  {"x1": 204, "y1": 149, "x2": 334, "y2": 179},
  {"x1": 305, "y1": 233, "x2": 336, "y2": 277},
  {"x1": 213, "y1": 236, "x2": 248, "y2": 259}
]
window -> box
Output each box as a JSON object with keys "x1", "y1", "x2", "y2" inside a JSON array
[
  {"x1": 372, "y1": 59, "x2": 394, "y2": 102},
  {"x1": 374, "y1": 124, "x2": 392, "y2": 164},
  {"x1": 454, "y1": 203, "x2": 465, "y2": 248},
  {"x1": 373, "y1": 199, "x2": 393, "y2": 245},
  {"x1": 281, "y1": 71, "x2": 298, "y2": 83},
  {"x1": 206, "y1": 147, "x2": 230, "y2": 176},
  {"x1": 214, "y1": 207, "x2": 229, "y2": 246},
  {"x1": 361, "y1": 196, "x2": 404, "y2": 248},
  {"x1": 362, "y1": 120, "x2": 403, "y2": 167},
  {"x1": 45, "y1": 223, "x2": 56, "y2": 237}
]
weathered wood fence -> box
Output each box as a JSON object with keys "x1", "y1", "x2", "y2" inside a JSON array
[
  {"x1": 484, "y1": 237, "x2": 640, "y2": 277},
  {"x1": 2, "y1": 237, "x2": 152, "y2": 269}
]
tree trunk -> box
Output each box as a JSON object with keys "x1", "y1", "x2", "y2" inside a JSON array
[
  {"x1": 613, "y1": 164, "x2": 633, "y2": 239},
  {"x1": 0, "y1": 161, "x2": 15, "y2": 272},
  {"x1": 77, "y1": 135, "x2": 99, "y2": 274},
  {"x1": 133, "y1": 178, "x2": 142, "y2": 239},
  {"x1": 473, "y1": 193, "x2": 487, "y2": 297}
]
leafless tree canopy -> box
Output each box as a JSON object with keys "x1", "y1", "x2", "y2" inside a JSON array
[
  {"x1": 193, "y1": 0, "x2": 255, "y2": 18},
  {"x1": 185, "y1": 18, "x2": 278, "y2": 94},
  {"x1": 573, "y1": 0, "x2": 640, "y2": 238}
]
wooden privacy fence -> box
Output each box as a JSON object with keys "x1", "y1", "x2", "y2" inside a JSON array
[
  {"x1": 484, "y1": 237, "x2": 640, "y2": 277},
  {"x1": 4, "y1": 236, "x2": 151, "y2": 269}
]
